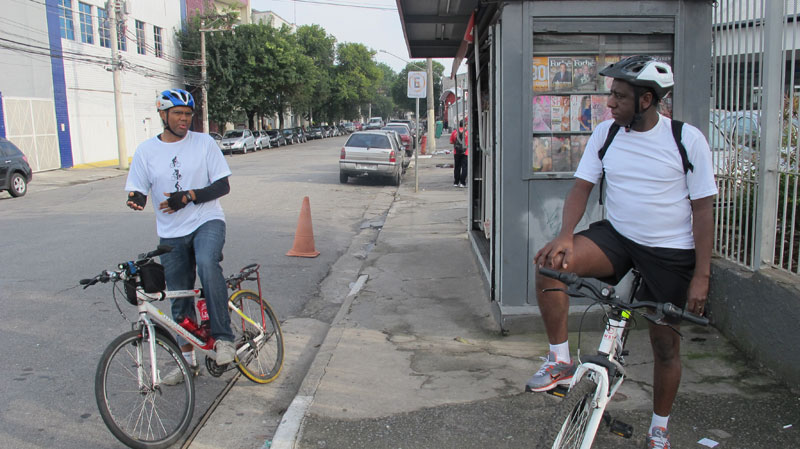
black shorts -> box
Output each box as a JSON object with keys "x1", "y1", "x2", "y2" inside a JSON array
[{"x1": 576, "y1": 220, "x2": 696, "y2": 308}]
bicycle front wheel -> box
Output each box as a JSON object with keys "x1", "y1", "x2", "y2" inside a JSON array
[
  {"x1": 538, "y1": 377, "x2": 602, "y2": 449},
  {"x1": 228, "y1": 290, "x2": 285, "y2": 383},
  {"x1": 95, "y1": 329, "x2": 195, "y2": 449}
]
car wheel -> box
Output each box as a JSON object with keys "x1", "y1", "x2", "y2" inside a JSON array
[
  {"x1": 9, "y1": 172, "x2": 27, "y2": 197},
  {"x1": 392, "y1": 170, "x2": 401, "y2": 187},
  {"x1": 339, "y1": 172, "x2": 348, "y2": 184}
]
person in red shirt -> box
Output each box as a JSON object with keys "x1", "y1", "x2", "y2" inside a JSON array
[{"x1": 449, "y1": 120, "x2": 469, "y2": 187}]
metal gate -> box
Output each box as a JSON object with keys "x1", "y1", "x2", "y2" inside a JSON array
[
  {"x1": 712, "y1": 0, "x2": 800, "y2": 274},
  {"x1": 2, "y1": 97, "x2": 60, "y2": 172}
]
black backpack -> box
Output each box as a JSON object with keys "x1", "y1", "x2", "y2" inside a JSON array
[
  {"x1": 597, "y1": 120, "x2": 694, "y2": 205},
  {"x1": 454, "y1": 130, "x2": 466, "y2": 155}
]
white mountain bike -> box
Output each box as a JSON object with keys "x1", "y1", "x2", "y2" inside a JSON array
[{"x1": 536, "y1": 266, "x2": 708, "y2": 449}]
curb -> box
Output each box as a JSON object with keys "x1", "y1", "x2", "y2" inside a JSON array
[{"x1": 269, "y1": 274, "x2": 369, "y2": 449}]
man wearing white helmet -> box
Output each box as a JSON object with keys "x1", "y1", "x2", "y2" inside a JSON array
[
  {"x1": 125, "y1": 89, "x2": 236, "y2": 384},
  {"x1": 528, "y1": 56, "x2": 717, "y2": 448}
]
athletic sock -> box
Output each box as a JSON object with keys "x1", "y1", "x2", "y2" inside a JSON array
[
  {"x1": 183, "y1": 350, "x2": 196, "y2": 367},
  {"x1": 649, "y1": 413, "x2": 669, "y2": 434},
  {"x1": 550, "y1": 341, "x2": 571, "y2": 364}
]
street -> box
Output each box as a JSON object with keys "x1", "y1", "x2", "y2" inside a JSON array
[{"x1": 0, "y1": 135, "x2": 398, "y2": 448}]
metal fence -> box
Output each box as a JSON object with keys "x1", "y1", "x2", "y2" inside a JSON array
[{"x1": 712, "y1": 0, "x2": 800, "y2": 274}]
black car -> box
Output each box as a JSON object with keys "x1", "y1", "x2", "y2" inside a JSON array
[
  {"x1": 282, "y1": 128, "x2": 297, "y2": 145},
  {"x1": 307, "y1": 127, "x2": 324, "y2": 140},
  {"x1": 294, "y1": 127, "x2": 308, "y2": 143},
  {"x1": 266, "y1": 130, "x2": 286, "y2": 147},
  {"x1": 0, "y1": 137, "x2": 33, "y2": 197}
]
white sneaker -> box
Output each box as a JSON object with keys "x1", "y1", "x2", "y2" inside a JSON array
[
  {"x1": 459, "y1": 183, "x2": 466, "y2": 188},
  {"x1": 453, "y1": 183, "x2": 459, "y2": 187},
  {"x1": 162, "y1": 364, "x2": 200, "y2": 386},
  {"x1": 215, "y1": 340, "x2": 236, "y2": 365}
]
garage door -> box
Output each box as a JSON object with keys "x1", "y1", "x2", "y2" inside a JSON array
[{"x1": 3, "y1": 97, "x2": 60, "y2": 172}]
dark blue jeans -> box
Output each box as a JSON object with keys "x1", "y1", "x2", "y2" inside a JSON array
[{"x1": 160, "y1": 219, "x2": 233, "y2": 343}]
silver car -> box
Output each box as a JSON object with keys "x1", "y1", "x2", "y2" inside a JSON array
[
  {"x1": 220, "y1": 129, "x2": 257, "y2": 154},
  {"x1": 339, "y1": 131, "x2": 405, "y2": 186},
  {"x1": 254, "y1": 130, "x2": 272, "y2": 150}
]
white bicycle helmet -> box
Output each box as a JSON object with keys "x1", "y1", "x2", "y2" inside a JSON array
[
  {"x1": 157, "y1": 89, "x2": 195, "y2": 110},
  {"x1": 599, "y1": 55, "x2": 674, "y2": 99}
]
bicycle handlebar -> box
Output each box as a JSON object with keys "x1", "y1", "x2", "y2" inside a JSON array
[
  {"x1": 80, "y1": 245, "x2": 173, "y2": 289},
  {"x1": 538, "y1": 266, "x2": 709, "y2": 326}
]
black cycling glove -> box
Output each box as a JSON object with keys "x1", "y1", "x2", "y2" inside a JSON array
[
  {"x1": 166, "y1": 191, "x2": 192, "y2": 211},
  {"x1": 127, "y1": 191, "x2": 147, "y2": 208}
]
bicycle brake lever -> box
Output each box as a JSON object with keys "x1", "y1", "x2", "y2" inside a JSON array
[{"x1": 641, "y1": 312, "x2": 685, "y2": 337}]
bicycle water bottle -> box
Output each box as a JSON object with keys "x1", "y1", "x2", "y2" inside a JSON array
[{"x1": 196, "y1": 299, "x2": 212, "y2": 341}]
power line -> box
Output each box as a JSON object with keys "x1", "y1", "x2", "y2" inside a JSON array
[{"x1": 268, "y1": 0, "x2": 397, "y2": 12}]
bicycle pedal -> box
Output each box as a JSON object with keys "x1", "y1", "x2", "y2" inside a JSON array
[
  {"x1": 608, "y1": 419, "x2": 633, "y2": 439},
  {"x1": 546, "y1": 385, "x2": 569, "y2": 398}
]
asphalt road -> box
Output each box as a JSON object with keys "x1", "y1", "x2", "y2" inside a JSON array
[{"x1": 0, "y1": 135, "x2": 396, "y2": 449}]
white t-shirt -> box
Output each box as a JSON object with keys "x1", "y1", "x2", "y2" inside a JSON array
[
  {"x1": 125, "y1": 131, "x2": 232, "y2": 238},
  {"x1": 574, "y1": 115, "x2": 718, "y2": 249}
]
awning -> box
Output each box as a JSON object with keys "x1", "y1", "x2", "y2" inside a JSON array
[{"x1": 395, "y1": 0, "x2": 480, "y2": 59}]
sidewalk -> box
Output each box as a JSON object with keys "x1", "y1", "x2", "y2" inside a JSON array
[{"x1": 265, "y1": 134, "x2": 798, "y2": 449}]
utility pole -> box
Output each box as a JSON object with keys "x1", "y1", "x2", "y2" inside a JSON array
[
  {"x1": 426, "y1": 58, "x2": 435, "y2": 154},
  {"x1": 199, "y1": 17, "x2": 234, "y2": 134},
  {"x1": 200, "y1": 20, "x2": 209, "y2": 133},
  {"x1": 108, "y1": 0, "x2": 128, "y2": 169}
]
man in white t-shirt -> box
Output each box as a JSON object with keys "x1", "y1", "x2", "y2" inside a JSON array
[
  {"x1": 527, "y1": 57, "x2": 717, "y2": 449},
  {"x1": 125, "y1": 89, "x2": 235, "y2": 384}
]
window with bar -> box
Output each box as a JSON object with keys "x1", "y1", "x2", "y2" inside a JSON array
[
  {"x1": 78, "y1": 2, "x2": 93, "y2": 44},
  {"x1": 59, "y1": 0, "x2": 75, "y2": 40},
  {"x1": 136, "y1": 20, "x2": 146, "y2": 54},
  {"x1": 98, "y1": 8, "x2": 110, "y2": 48},
  {"x1": 154, "y1": 26, "x2": 163, "y2": 58}
]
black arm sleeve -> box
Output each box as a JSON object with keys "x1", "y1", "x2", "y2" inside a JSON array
[{"x1": 193, "y1": 176, "x2": 230, "y2": 204}]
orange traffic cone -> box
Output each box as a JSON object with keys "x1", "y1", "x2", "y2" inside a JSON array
[{"x1": 286, "y1": 196, "x2": 320, "y2": 258}]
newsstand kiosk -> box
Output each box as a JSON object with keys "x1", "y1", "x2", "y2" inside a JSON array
[{"x1": 457, "y1": 1, "x2": 712, "y2": 332}]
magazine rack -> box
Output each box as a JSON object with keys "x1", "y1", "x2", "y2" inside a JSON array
[{"x1": 530, "y1": 34, "x2": 674, "y2": 176}]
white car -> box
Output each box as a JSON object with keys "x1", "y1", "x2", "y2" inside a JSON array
[
  {"x1": 220, "y1": 129, "x2": 257, "y2": 154},
  {"x1": 339, "y1": 131, "x2": 404, "y2": 186},
  {"x1": 254, "y1": 130, "x2": 272, "y2": 150}
]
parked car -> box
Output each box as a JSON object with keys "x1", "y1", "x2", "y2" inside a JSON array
[
  {"x1": 389, "y1": 119, "x2": 417, "y2": 139},
  {"x1": 307, "y1": 126, "x2": 324, "y2": 140},
  {"x1": 0, "y1": 137, "x2": 33, "y2": 197},
  {"x1": 337, "y1": 125, "x2": 348, "y2": 135},
  {"x1": 294, "y1": 127, "x2": 308, "y2": 143},
  {"x1": 281, "y1": 128, "x2": 297, "y2": 145},
  {"x1": 383, "y1": 124, "x2": 414, "y2": 156},
  {"x1": 366, "y1": 117, "x2": 383, "y2": 130},
  {"x1": 254, "y1": 130, "x2": 271, "y2": 150},
  {"x1": 266, "y1": 129, "x2": 287, "y2": 147},
  {"x1": 209, "y1": 132, "x2": 222, "y2": 142},
  {"x1": 354, "y1": 122, "x2": 364, "y2": 131},
  {"x1": 339, "y1": 131, "x2": 404, "y2": 186},
  {"x1": 343, "y1": 122, "x2": 356, "y2": 133},
  {"x1": 220, "y1": 129, "x2": 257, "y2": 154}
]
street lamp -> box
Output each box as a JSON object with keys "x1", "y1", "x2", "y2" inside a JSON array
[{"x1": 378, "y1": 49, "x2": 426, "y2": 71}]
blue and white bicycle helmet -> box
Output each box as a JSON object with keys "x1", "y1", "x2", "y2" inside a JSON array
[{"x1": 157, "y1": 89, "x2": 195, "y2": 110}]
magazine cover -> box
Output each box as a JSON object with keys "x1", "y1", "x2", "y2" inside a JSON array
[
  {"x1": 570, "y1": 135, "x2": 590, "y2": 170},
  {"x1": 533, "y1": 95, "x2": 552, "y2": 132},
  {"x1": 591, "y1": 95, "x2": 612, "y2": 128},
  {"x1": 573, "y1": 56, "x2": 597, "y2": 91},
  {"x1": 533, "y1": 57, "x2": 550, "y2": 92},
  {"x1": 533, "y1": 137, "x2": 552, "y2": 172},
  {"x1": 598, "y1": 55, "x2": 621, "y2": 92},
  {"x1": 549, "y1": 57, "x2": 574, "y2": 91},
  {"x1": 550, "y1": 96, "x2": 571, "y2": 132},
  {"x1": 551, "y1": 136, "x2": 571, "y2": 172},
  {"x1": 570, "y1": 95, "x2": 593, "y2": 132},
  {"x1": 659, "y1": 96, "x2": 673, "y2": 119}
]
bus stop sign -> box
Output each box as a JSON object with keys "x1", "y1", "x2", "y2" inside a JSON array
[{"x1": 407, "y1": 71, "x2": 427, "y2": 98}]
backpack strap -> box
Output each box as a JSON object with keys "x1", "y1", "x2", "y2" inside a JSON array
[
  {"x1": 670, "y1": 120, "x2": 694, "y2": 174},
  {"x1": 598, "y1": 123, "x2": 621, "y2": 205}
]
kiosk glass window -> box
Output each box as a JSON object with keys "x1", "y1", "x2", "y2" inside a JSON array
[{"x1": 531, "y1": 34, "x2": 673, "y2": 175}]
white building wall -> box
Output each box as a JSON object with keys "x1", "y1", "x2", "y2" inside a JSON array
[{"x1": 60, "y1": 0, "x2": 184, "y2": 165}]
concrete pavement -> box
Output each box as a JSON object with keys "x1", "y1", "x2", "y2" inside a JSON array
[{"x1": 262, "y1": 134, "x2": 799, "y2": 449}]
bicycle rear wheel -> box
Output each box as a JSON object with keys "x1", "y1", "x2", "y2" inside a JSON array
[
  {"x1": 228, "y1": 290, "x2": 285, "y2": 383},
  {"x1": 538, "y1": 377, "x2": 602, "y2": 449},
  {"x1": 95, "y1": 329, "x2": 195, "y2": 449}
]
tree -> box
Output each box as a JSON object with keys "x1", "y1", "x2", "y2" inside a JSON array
[
  {"x1": 295, "y1": 25, "x2": 336, "y2": 124},
  {"x1": 329, "y1": 43, "x2": 381, "y2": 122}
]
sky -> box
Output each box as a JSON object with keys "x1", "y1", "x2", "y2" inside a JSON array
[{"x1": 249, "y1": 0, "x2": 460, "y2": 76}]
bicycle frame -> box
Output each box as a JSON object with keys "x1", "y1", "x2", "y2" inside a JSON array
[{"x1": 133, "y1": 288, "x2": 267, "y2": 386}]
